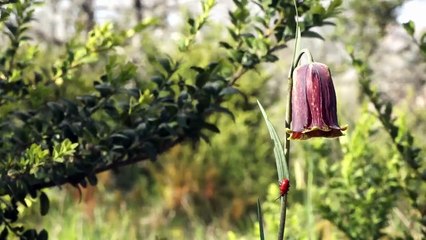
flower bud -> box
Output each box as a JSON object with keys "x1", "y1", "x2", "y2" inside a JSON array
[{"x1": 289, "y1": 62, "x2": 346, "y2": 140}]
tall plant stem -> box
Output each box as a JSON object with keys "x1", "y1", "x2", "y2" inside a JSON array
[
  {"x1": 278, "y1": 1, "x2": 301, "y2": 239},
  {"x1": 278, "y1": 72, "x2": 293, "y2": 240}
]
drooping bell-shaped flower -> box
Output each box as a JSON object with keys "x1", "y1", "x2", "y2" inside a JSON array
[{"x1": 288, "y1": 62, "x2": 347, "y2": 140}]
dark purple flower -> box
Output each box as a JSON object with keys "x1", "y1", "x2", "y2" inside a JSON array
[{"x1": 289, "y1": 62, "x2": 347, "y2": 140}]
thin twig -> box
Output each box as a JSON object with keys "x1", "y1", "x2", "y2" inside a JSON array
[{"x1": 229, "y1": 66, "x2": 247, "y2": 86}]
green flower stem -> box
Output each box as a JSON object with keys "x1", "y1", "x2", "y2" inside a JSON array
[
  {"x1": 307, "y1": 154, "x2": 314, "y2": 240},
  {"x1": 293, "y1": 48, "x2": 314, "y2": 71},
  {"x1": 279, "y1": 48, "x2": 314, "y2": 240},
  {"x1": 278, "y1": 195, "x2": 289, "y2": 240},
  {"x1": 278, "y1": 2, "x2": 307, "y2": 238},
  {"x1": 278, "y1": 72, "x2": 293, "y2": 240}
]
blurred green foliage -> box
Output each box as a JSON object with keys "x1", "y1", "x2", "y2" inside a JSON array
[{"x1": 0, "y1": 0, "x2": 425, "y2": 239}]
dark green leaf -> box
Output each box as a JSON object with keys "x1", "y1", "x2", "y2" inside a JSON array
[
  {"x1": 77, "y1": 95, "x2": 98, "y2": 108},
  {"x1": 14, "y1": 111, "x2": 33, "y2": 121},
  {"x1": 241, "y1": 53, "x2": 259, "y2": 68},
  {"x1": 111, "y1": 145, "x2": 125, "y2": 153},
  {"x1": 210, "y1": 106, "x2": 235, "y2": 122},
  {"x1": 219, "y1": 41, "x2": 232, "y2": 49},
  {"x1": 177, "y1": 113, "x2": 189, "y2": 128},
  {"x1": 87, "y1": 174, "x2": 98, "y2": 186},
  {"x1": 202, "y1": 122, "x2": 220, "y2": 133},
  {"x1": 301, "y1": 31, "x2": 324, "y2": 40},
  {"x1": 21, "y1": 229, "x2": 37, "y2": 240},
  {"x1": 110, "y1": 133, "x2": 131, "y2": 147},
  {"x1": 0, "y1": 228, "x2": 8, "y2": 240},
  {"x1": 263, "y1": 54, "x2": 279, "y2": 62},
  {"x1": 203, "y1": 81, "x2": 224, "y2": 94},
  {"x1": 321, "y1": 21, "x2": 336, "y2": 26},
  {"x1": 190, "y1": 66, "x2": 205, "y2": 74},
  {"x1": 46, "y1": 102, "x2": 63, "y2": 113},
  {"x1": 227, "y1": 28, "x2": 238, "y2": 41},
  {"x1": 94, "y1": 83, "x2": 115, "y2": 98},
  {"x1": 383, "y1": 102, "x2": 392, "y2": 118},
  {"x1": 187, "y1": 17, "x2": 195, "y2": 27},
  {"x1": 28, "y1": 187, "x2": 37, "y2": 199},
  {"x1": 420, "y1": 33, "x2": 426, "y2": 50},
  {"x1": 402, "y1": 20, "x2": 415, "y2": 36},
  {"x1": 158, "y1": 58, "x2": 172, "y2": 73},
  {"x1": 199, "y1": 133, "x2": 210, "y2": 144},
  {"x1": 142, "y1": 142, "x2": 157, "y2": 161},
  {"x1": 12, "y1": 226, "x2": 24, "y2": 234},
  {"x1": 270, "y1": 44, "x2": 287, "y2": 52},
  {"x1": 63, "y1": 99, "x2": 79, "y2": 116},
  {"x1": 5, "y1": 22, "x2": 18, "y2": 35},
  {"x1": 219, "y1": 86, "x2": 239, "y2": 96},
  {"x1": 37, "y1": 229, "x2": 48, "y2": 240},
  {"x1": 240, "y1": 33, "x2": 255, "y2": 38},
  {"x1": 151, "y1": 75, "x2": 165, "y2": 86},
  {"x1": 39, "y1": 192, "x2": 49, "y2": 216},
  {"x1": 195, "y1": 73, "x2": 209, "y2": 88},
  {"x1": 4, "y1": 206, "x2": 19, "y2": 222}
]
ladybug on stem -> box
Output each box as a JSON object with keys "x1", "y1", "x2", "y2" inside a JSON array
[{"x1": 275, "y1": 178, "x2": 290, "y2": 201}]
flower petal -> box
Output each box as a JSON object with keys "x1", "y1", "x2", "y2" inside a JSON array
[{"x1": 289, "y1": 62, "x2": 346, "y2": 140}]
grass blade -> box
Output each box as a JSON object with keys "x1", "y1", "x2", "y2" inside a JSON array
[{"x1": 257, "y1": 198, "x2": 265, "y2": 240}]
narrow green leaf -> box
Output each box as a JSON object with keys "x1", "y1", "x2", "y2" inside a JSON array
[
  {"x1": 219, "y1": 41, "x2": 232, "y2": 49},
  {"x1": 257, "y1": 198, "x2": 265, "y2": 240},
  {"x1": 301, "y1": 31, "x2": 325, "y2": 41},
  {"x1": 133, "y1": 17, "x2": 159, "y2": 32},
  {"x1": 263, "y1": 54, "x2": 279, "y2": 62},
  {"x1": 211, "y1": 106, "x2": 235, "y2": 122},
  {"x1": 321, "y1": 21, "x2": 336, "y2": 26},
  {"x1": 190, "y1": 66, "x2": 205, "y2": 73},
  {"x1": 257, "y1": 100, "x2": 289, "y2": 180},
  {"x1": 203, "y1": 122, "x2": 220, "y2": 133}
]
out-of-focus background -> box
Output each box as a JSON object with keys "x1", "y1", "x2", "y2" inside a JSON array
[{"x1": 15, "y1": 0, "x2": 426, "y2": 239}]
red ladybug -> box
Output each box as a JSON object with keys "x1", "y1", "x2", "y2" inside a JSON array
[{"x1": 276, "y1": 178, "x2": 290, "y2": 200}]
